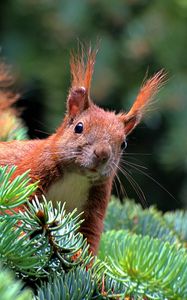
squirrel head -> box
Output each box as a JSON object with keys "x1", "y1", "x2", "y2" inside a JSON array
[{"x1": 55, "y1": 47, "x2": 166, "y2": 181}]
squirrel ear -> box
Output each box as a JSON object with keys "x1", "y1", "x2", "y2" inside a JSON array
[
  {"x1": 123, "y1": 114, "x2": 141, "y2": 135},
  {"x1": 120, "y1": 70, "x2": 166, "y2": 135},
  {"x1": 67, "y1": 87, "x2": 90, "y2": 119},
  {"x1": 118, "y1": 113, "x2": 141, "y2": 136}
]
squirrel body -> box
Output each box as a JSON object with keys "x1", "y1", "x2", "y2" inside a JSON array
[{"x1": 0, "y1": 49, "x2": 165, "y2": 253}]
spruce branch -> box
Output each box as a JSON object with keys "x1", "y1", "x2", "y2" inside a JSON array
[
  {"x1": 98, "y1": 230, "x2": 187, "y2": 299},
  {"x1": 0, "y1": 217, "x2": 49, "y2": 276},
  {"x1": 19, "y1": 197, "x2": 92, "y2": 270},
  {"x1": 0, "y1": 197, "x2": 92, "y2": 279},
  {"x1": 164, "y1": 210, "x2": 187, "y2": 243},
  {"x1": 0, "y1": 166, "x2": 38, "y2": 209},
  {"x1": 105, "y1": 198, "x2": 180, "y2": 245},
  {"x1": 35, "y1": 267, "x2": 98, "y2": 300},
  {"x1": 0, "y1": 166, "x2": 92, "y2": 278},
  {"x1": 0, "y1": 265, "x2": 33, "y2": 300}
]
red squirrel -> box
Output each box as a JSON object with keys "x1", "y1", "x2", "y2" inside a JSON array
[{"x1": 0, "y1": 48, "x2": 165, "y2": 254}]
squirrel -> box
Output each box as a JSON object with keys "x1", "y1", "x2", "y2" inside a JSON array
[{"x1": 0, "y1": 48, "x2": 165, "y2": 254}]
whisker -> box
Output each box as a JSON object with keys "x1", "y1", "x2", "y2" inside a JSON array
[
  {"x1": 122, "y1": 152, "x2": 152, "y2": 156},
  {"x1": 120, "y1": 158, "x2": 148, "y2": 170},
  {"x1": 34, "y1": 129, "x2": 51, "y2": 136},
  {"x1": 109, "y1": 164, "x2": 119, "y2": 199},
  {"x1": 50, "y1": 154, "x2": 79, "y2": 159},
  {"x1": 50, "y1": 150, "x2": 81, "y2": 156},
  {"x1": 122, "y1": 159, "x2": 176, "y2": 201},
  {"x1": 114, "y1": 168, "x2": 128, "y2": 200},
  {"x1": 113, "y1": 162, "x2": 148, "y2": 208},
  {"x1": 113, "y1": 175, "x2": 120, "y2": 200},
  {"x1": 120, "y1": 151, "x2": 151, "y2": 168}
]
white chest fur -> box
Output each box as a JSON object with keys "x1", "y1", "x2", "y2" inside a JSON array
[{"x1": 46, "y1": 172, "x2": 90, "y2": 213}]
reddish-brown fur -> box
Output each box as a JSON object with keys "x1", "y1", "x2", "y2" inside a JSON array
[
  {"x1": 0, "y1": 49, "x2": 165, "y2": 254},
  {"x1": 0, "y1": 62, "x2": 19, "y2": 111}
]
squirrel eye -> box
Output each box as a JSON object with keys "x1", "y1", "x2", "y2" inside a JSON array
[
  {"x1": 121, "y1": 140, "x2": 127, "y2": 150},
  {"x1": 74, "y1": 122, "x2": 83, "y2": 134}
]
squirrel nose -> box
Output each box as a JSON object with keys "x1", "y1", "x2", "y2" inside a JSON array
[{"x1": 93, "y1": 145, "x2": 111, "y2": 165}]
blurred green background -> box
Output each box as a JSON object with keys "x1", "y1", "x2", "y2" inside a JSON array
[{"x1": 1, "y1": 0, "x2": 187, "y2": 211}]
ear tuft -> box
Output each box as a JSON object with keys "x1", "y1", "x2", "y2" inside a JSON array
[
  {"x1": 67, "y1": 45, "x2": 98, "y2": 119},
  {"x1": 121, "y1": 70, "x2": 167, "y2": 135},
  {"x1": 127, "y1": 69, "x2": 166, "y2": 117},
  {"x1": 70, "y1": 46, "x2": 98, "y2": 95}
]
